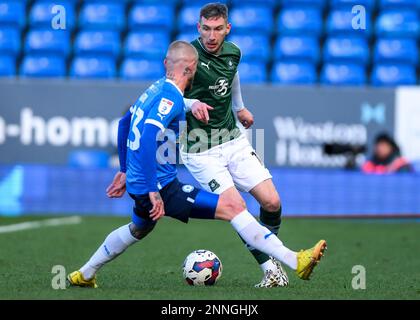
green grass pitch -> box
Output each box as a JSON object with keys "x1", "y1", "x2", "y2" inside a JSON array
[{"x1": 0, "y1": 216, "x2": 419, "y2": 299}]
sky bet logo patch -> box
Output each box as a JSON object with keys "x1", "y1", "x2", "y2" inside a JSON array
[
  {"x1": 158, "y1": 98, "x2": 174, "y2": 116},
  {"x1": 208, "y1": 179, "x2": 220, "y2": 192}
]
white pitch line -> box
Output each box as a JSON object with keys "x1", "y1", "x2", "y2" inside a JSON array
[{"x1": 0, "y1": 216, "x2": 82, "y2": 234}]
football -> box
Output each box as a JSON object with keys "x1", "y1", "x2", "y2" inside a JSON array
[{"x1": 182, "y1": 250, "x2": 222, "y2": 286}]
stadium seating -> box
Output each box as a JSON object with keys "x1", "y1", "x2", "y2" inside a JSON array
[
  {"x1": 230, "y1": 0, "x2": 277, "y2": 7},
  {"x1": 124, "y1": 31, "x2": 170, "y2": 59},
  {"x1": 330, "y1": 0, "x2": 375, "y2": 10},
  {"x1": 237, "y1": 62, "x2": 267, "y2": 84},
  {"x1": 326, "y1": 9, "x2": 372, "y2": 37},
  {"x1": 228, "y1": 35, "x2": 270, "y2": 62},
  {"x1": 271, "y1": 61, "x2": 317, "y2": 85},
  {"x1": 321, "y1": 63, "x2": 366, "y2": 86},
  {"x1": 1, "y1": 0, "x2": 419, "y2": 85},
  {"x1": 29, "y1": 1, "x2": 75, "y2": 30},
  {"x1": 25, "y1": 29, "x2": 71, "y2": 57},
  {"x1": 177, "y1": 5, "x2": 201, "y2": 31},
  {"x1": 20, "y1": 54, "x2": 66, "y2": 78},
  {"x1": 371, "y1": 63, "x2": 417, "y2": 86},
  {"x1": 78, "y1": 2, "x2": 125, "y2": 30},
  {"x1": 176, "y1": 32, "x2": 198, "y2": 43},
  {"x1": 375, "y1": 10, "x2": 420, "y2": 38},
  {"x1": 280, "y1": 0, "x2": 326, "y2": 9},
  {"x1": 230, "y1": 6, "x2": 273, "y2": 34},
  {"x1": 120, "y1": 58, "x2": 165, "y2": 81},
  {"x1": 373, "y1": 38, "x2": 418, "y2": 65},
  {"x1": 70, "y1": 56, "x2": 116, "y2": 79},
  {"x1": 0, "y1": 54, "x2": 15, "y2": 76},
  {"x1": 277, "y1": 7, "x2": 323, "y2": 37},
  {"x1": 74, "y1": 30, "x2": 120, "y2": 58},
  {"x1": 0, "y1": 27, "x2": 20, "y2": 56},
  {"x1": 323, "y1": 36, "x2": 369, "y2": 65},
  {"x1": 274, "y1": 36, "x2": 319, "y2": 63},
  {"x1": 129, "y1": 4, "x2": 174, "y2": 30},
  {"x1": 378, "y1": 0, "x2": 420, "y2": 9},
  {"x1": 0, "y1": 1, "x2": 26, "y2": 29}
]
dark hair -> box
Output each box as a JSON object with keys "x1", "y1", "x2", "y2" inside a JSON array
[
  {"x1": 200, "y1": 3, "x2": 228, "y2": 22},
  {"x1": 375, "y1": 132, "x2": 400, "y2": 154}
]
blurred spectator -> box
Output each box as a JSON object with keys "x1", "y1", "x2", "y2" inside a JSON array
[{"x1": 362, "y1": 132, "x2": 413, "y2": 174}]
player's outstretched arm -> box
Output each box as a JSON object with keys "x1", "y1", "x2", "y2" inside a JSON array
[{"x1": 106, "y1": 110, "x2": 131, "y2": 198}]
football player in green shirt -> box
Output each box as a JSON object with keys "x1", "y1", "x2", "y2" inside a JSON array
[{"x1": 181, "y1": 3, "x2": 288, "y2": 287}]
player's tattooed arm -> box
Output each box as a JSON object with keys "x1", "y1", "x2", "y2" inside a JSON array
[{"x1": 149, "y1": 191, "x2": 165, "y2": 221}]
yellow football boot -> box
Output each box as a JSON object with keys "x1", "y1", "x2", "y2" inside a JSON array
[
  {"x1": 67, "y1": 270, "x2": 98, "y2": 288},
  {"x1": 296, "y1": 240, "x2": 327, "y2": 280}
]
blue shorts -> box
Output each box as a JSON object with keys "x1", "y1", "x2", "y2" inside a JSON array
[{"x1": 129, "y1": 178, "x2": 219, "y2": 225}]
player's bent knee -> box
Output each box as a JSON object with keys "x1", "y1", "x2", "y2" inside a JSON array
[
  {"x1": 262, "y1": 195, "x2": 281, "y2": 213},
  {"x1": 215, "y1": 193, "x2": 246, "y2": 221}
]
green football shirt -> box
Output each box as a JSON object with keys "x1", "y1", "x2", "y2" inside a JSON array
[{"x1": 182, "y1": 38, "x2": 242, "y2": 153}]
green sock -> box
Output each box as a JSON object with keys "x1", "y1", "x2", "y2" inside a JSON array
[{"x1": 260, "y1": 206, "x2": 282, "y2": 236}]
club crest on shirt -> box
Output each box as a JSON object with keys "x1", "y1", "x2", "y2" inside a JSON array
[{"x1": 158, "y1": 98, "x2": 174, "y2": 116}]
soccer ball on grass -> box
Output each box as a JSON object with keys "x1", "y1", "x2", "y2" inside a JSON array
[{"x1": 182, "y1": 250, "x2": 222, "y2": 286}]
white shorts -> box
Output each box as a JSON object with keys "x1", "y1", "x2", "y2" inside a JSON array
[{"x1": 180, "y1": 133, "x2": 272, "y2": 194}]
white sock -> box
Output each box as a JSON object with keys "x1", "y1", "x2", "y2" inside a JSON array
[
  {"x1": 80, "y1": 224, "x2": 138, "y2": 280},
  {"x1": 260, "y1": 259, "x2": 278, "y2": 273},
  {"x1": 231, "y1": 210, "x2": 298, "y2": 270}
]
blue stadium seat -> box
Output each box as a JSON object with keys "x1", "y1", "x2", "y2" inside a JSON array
[
  {"x1": 0, "y1": 54, "x2": 15, "y2": 76},
  {"x1": 29, "y1": 1, "x2": 75, "y2": 30},
  {"x1": 228, "y1": 35, "x2": 270, "y2": 62},
  {"x1": 230, "y1": 6, "x2": 273, "y2": 34},
  {"x1": 280, "y1": 0, "x2": 326, "y2": 8},
  {"x1": 20, "y1": 54, "x2": 66, "y2": 78},
  {"x1": 79, "y1": 2, "x2": 125, "y2": 30},
  {"x1": 180, "y1": 0, "x2": 229, "y2": 5},
  {"x1": 274, "y1": 36, "x2": 319, "y2": 63},
  {"x1": 0, "y1": 1, "x2": 25, "y2": 29},
  {"x1": 374, "y1": 38, "x2": 418, "y2": 65},
  {"x1": 230, "y1": 0, "x2": 277, "y2": 8},
  {"x1": 74, "y1": 30, "x2": 120, "y2": 58},
  {"x1": 129, "y1": 4, "x2": 174, "y2": 30},
  {"x1": 278, "y1": 8, "x2": 323, "y2": 37},
  {"x1": 323, "y1": 36, "x2": 369, "y2": 65},
  {"x1": 271, "y1": 61, "x2": 317, "y2": 84},
  {"x1": 178, "y1": 5, "x2": 201, "y2": 31},
  {"x1": 379, "y1": 0, "x2": 420, "y2": 9},
  {"x1": 70, "y1": 56, "x2": 116, "y2": 79},
  {"x1": 24, "y1": 29, "x2": 70, "y2": 57},
  {"x1": 137, "y1": 0, "x2": 179, "y2": 5},
  {"x1": 375, "y1": 10, "x2": 420, "y2": 38},
  {"x1": 237, "y1": 62, "x2": 267, "y2": 84},
  {"x1": 120, "y1": 58, "x2": 164, "y2": 80},
  {"x1": 124, "y1": 31, "x2": 170, "y2": 59},
  {"x1": 327, "y1": 9, "x2": 372, "y2": 37},
  {"x1": 0, "y1": 27, "x2": 20, "y2": 56},
  {"x1": 371, "y1": 63, "x2": 417, "y2": 86},
  {"x1": 176, "y1": 32, "x2": 198, "y2": 43},
  {"x1": 330, "y1": 0, "x2": 375, "y2": 10},
  {"x1": 321, "y1": 63, "x2": 366, "y2": 86}
]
